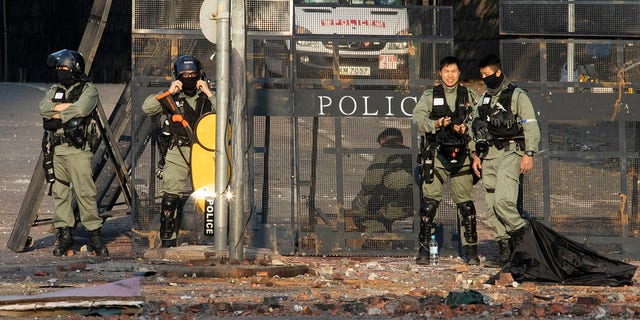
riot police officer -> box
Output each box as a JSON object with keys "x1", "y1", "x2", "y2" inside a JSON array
[
  {"x1": 412, "y1": 56, "x2": 480, "y2": 265},
  {"x1": 351, "y1": 128, "x2": 414, "y2": 234},
  {"x1": 471, "y1": 54, "x2": 541, "y2": 267},
  {"x1": 142, "y1": 55, "x2": 216, "y2": 247},
  {"x1": 39, "y1": 49, "x2": 108, "y2": 257}
]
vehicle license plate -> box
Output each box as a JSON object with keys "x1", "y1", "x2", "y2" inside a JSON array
[
  {"x1": 379, "y1": 55, "x2": 398, "y2": 70},
  {"x1": 339, "y1": 66, "x2": 371, "y2": 76}
]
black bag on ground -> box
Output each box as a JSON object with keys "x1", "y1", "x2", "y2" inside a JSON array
[{"x1": 490, "y1": 219, "x2": 637, "y2": 287}]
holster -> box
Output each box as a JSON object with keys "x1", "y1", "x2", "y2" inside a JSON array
[
  {"x1": 417, "y1": 136, "x2": 435, "y2": 184},
  {"x1": 41, "y1": 131, "x2": 55, "y2": 184}
]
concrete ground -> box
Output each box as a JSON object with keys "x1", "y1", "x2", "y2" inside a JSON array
[{"x1": 0, "y1": 82, "x2": 639, "y2": 319}]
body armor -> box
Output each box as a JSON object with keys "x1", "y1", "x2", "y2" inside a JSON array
[
  {"x1": 477, "y1": 84, "x2": 523, "y2": 140},
  {"x1": 428, "y1": 85, "x2": 472, "y2": 164}
]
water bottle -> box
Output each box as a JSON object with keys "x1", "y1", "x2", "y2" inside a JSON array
[{"x1": 429, "y1": 234, "x2": 439, "y2": 266}]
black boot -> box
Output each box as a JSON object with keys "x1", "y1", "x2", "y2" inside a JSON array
[
  {"x1": 416, "y1": 244, "x2": 430, "y2": 265},
  {"x1": 508, "y1": 225, "x2": 528, "y2": 253},
  {"x1": 53, "y1": 227, "x2": 74, "y2": 257},
  {"x1": 89, "y1": 228, "x2": 109, "y2": 256},
  {"x1": 458, "y1": 202, "x2": 479, "y2": 266},
  {"x1": 463, "y1": 245, "x2": 480, "y2": 265},
  {"x1": 484, "y1": 239, "x2": 511, "y2": 268}
]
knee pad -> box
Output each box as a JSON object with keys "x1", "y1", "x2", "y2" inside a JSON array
[
  {"x1": 160, "y1": 193, "x2": 181, "y2": 240},
  {"x1": 418, "y1": 198, "x2": 438, "y2": 242},
  {"x1": 161, "y1": 193, "x2": 180, "y2": 213},
  {"x1": 419, "y1": 198, "x2": 439, "y2": 225},
  {"x1": 457, "y1": 200, "x2": 478, "y2": 244}
]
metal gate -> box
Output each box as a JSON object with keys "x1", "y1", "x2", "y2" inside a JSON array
[{"x1": 130, "y1": 0, "x2": 640, "y2": 259}]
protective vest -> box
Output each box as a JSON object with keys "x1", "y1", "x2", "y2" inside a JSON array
[
  {"x1": 51, "y1": 82, "x2": 85, "y2": 103},
  {"x1": 429, "y1": 85, "x2": 469, "y2": 125},
  {"x1": 44, "y1": 82, "x2": 94, "y2": 149},
  {"x1": 427, "y1": 85, "x2": 471, "y2": 147},
  {"x1": 478, "y1": 83, "x2": 522, "y2": 139},
  {"x1": 166, "y1": 93, "x2": 213, "y2": 141}
]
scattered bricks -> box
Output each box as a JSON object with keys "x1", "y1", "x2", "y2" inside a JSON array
[
  {"x1": 292, "y1": 292, "x2": 310, "y2": 300},
  {"x1": 212, "y1": 302, "x2": 231, "y2": 312},
  {"x1": 313, "y1": 303, "x2": 337, "y2": 312},
  {"x1": 342, "y1": 301, "x2": 367, "y2": 315},
  {"x1": 451, "y1": 264, "x2": 468, "y2": 273},
  {"x1": 576, "y1": 296, "x2": 599, "y2": 306},
  {"x1": 567, "y1": 304, "x2": 592, "y2": 317},
  {"x1": 518, "y1": 300, "x2": 534, "y2": 316},
  {"x1": 408, "y1": 287, "x2": 428, "y2": 297},
  {"x1": 495, "y1": 273, "x2": 514, "y2": 287},
  {"x1": 68, "y1": 263, "x2": 86, "y2": 271},
  {"x1": 331, "y1": 272, "x2": 344, "y2": 281},
  {"x1": 609, "y1": 305, "x2": 625, "y2": 316},
  {"x1": 263, "y1": 295, "x2": 289, "y2": 307},
  {"x1": 520, "y1": 281, "x2": 536, "y2": 290},
  {"x1": 434, "y1": 304, "x2": 455, "y2": 318},
  {"x1": 319, "y1": 292, "x2": 332, "y2": 302},
  {"x1": 535, "y1": 306, "x2": 546, "y2": 318},
  {"x1": 548, "y1": 303, "x2": 567, "y2": 315},
  {"x1": 593, "y1": 294, "x2": 607, "y2": 304},
  {"x1": 388, "y1": 295, "x2": 420, "y2": 316},
  {"x1": 187, "y1": 303, "x2": 203, "y2": 313},
  {"x1": 368, "y1": 296, "x2": 386, "y2": 309},
  {"x1": 463, "y1": 304, "x2": 484, "y2": 314},
  {"x1": 419, "y1": 294, "x2": 444, "y2": 305},
  {"x1": 589, "y1": 306, "x2": 609, "y2": 319}
]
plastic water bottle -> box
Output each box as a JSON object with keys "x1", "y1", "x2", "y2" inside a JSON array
[{"x1": 429, "y1": 234, "x2": 439, "y2": 266}]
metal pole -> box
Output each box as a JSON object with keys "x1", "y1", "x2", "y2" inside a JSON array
[
  {"x1": 229, "y1": 0, "x2": 246, "y2": 260},
  {"x1": 215, "y1": 0, "x2": 231, "y2": 250},
  {"x1": 2, "y1": 0, "x2": 8, "y2": 81},
  {"x1": 567, "y1": 1, "x2": 575, "y2": 92}
]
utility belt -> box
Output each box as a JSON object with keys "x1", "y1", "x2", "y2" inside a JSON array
[{"x1": 492, "y1": 136, "x2": 525, "y2": 151}]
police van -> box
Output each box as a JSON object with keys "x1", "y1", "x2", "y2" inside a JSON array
[{"x1": 265, "y1": 0, "x2": 410, "y2": 79}]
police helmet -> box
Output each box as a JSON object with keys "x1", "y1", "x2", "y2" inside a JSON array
[
  {"x1": 47, "y1": 49, "x2": 85, "y2": 75},
  {"x1": 438, "y1": 142, "x2": 467, "y2": 164},
  {"x1": 173, "y1": 55, "x2": 202, "y2": 78},
  {"x1": 377, "y1": 128, "x2": 403, "y2": 144}
]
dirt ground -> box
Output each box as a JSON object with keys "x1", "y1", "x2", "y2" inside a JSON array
[{"x1": 0, "y1": 83, "x2": 639, "y2": 319}]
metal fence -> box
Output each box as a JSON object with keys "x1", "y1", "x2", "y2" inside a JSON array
[
  {"x1": 500, "y1": 0, "x2": 640, "y2": 37},
  {"x1": 130, "y1": 0, "x2": 640, "y2": 259},
  {"x1": 500, "y1": 39, "x2": 640, "y2": 89},
  {"x1": 499, "y1": 0, "x2": 640, "y2": 259}
]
